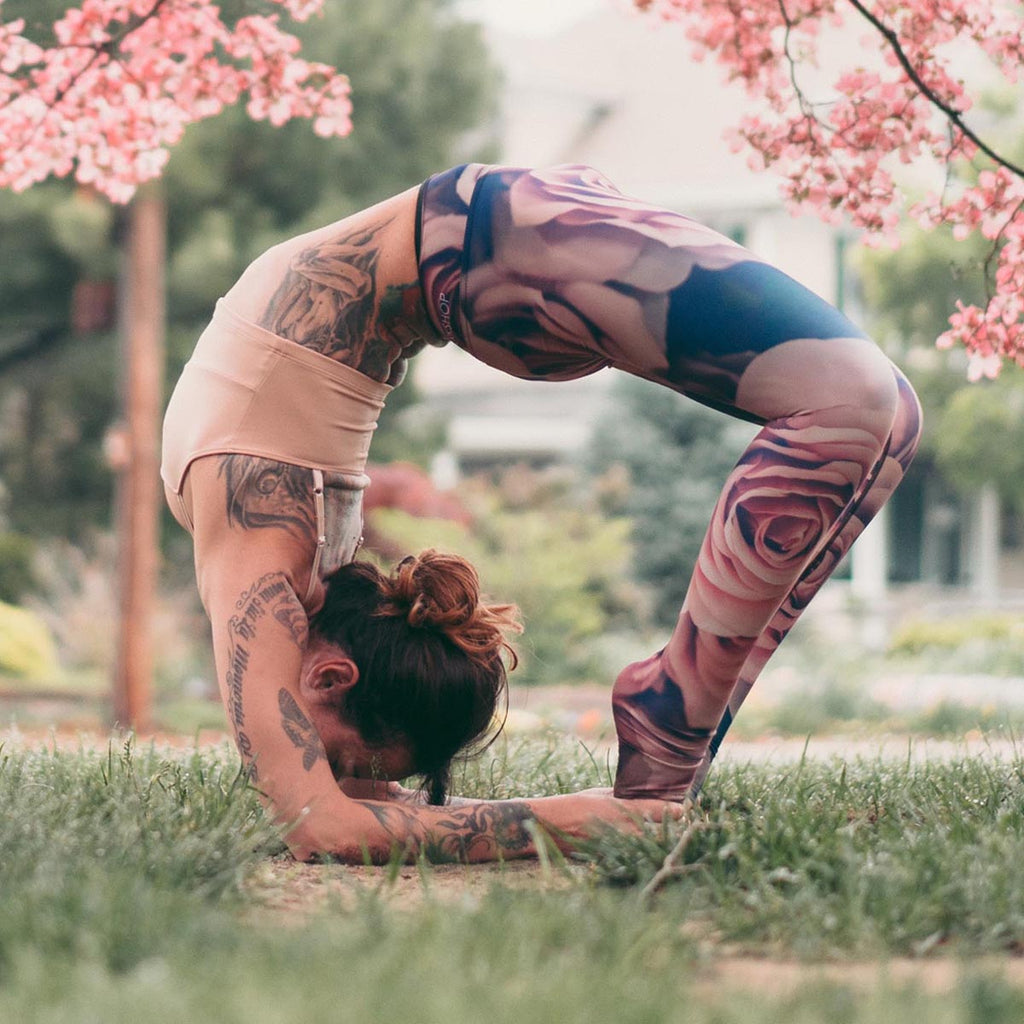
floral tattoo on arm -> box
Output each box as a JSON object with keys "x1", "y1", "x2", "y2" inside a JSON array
[{"x1": 363, "y1": 800, "x2": 538, "y2": 864}]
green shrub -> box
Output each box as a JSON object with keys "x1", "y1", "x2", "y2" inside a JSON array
[
  {"x1": 367, "y1": 503, "x2": 635, "y2": 685},
  {"x1": 906, "y1": 701, "x2": 1024, "y2": 737},
  {"x1": 764, "y1": 680, "x2": 889, "y2": 736},
  {"x1": 889, "y1": 613, "x2": 1024, "y2": 655},
  {"x1": 888, "y1": 612, "x2": 1024, "y2": 676},
  {"x1": 0, "y1": 532, "x2": 36, "y2": 604}
]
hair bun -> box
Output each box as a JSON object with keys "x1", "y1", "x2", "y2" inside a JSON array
[
  {"x1": 378, "y1": 550, "x2": 522, "y2": 666},
  {"x1": 382, "y1": 551, "x2": 478, "y2": 629}
]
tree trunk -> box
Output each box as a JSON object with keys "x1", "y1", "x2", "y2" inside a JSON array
[{"x1": 112, "y1": 185, "x2": 165, "y2": 730}]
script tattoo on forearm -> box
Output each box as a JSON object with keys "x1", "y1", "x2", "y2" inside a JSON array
[
  {"x1": 364, "y1": 800, "x2": 537, "y2": 863},
  {"x1": 224, "y1": 571, "x2": 309, "y2": 780},
  {"x1": 278, "y1": 688, "x2": 328, "y2": 772},
  {"x1": 218, "y1": 455, "x2": 317, "y2": 546},
  {"x1": 258, "y1": 216, "x2": 434, "y2": 384}
]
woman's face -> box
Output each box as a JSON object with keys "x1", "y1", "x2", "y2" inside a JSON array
[{"x1": 307, "y1": 701, "x2": 416, "y2": 785}]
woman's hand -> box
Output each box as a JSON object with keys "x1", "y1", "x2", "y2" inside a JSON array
[{"x1": 549, "y1": 788, "x2": 689, "y2": 834}]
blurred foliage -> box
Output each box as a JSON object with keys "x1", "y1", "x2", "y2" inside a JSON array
[
  {"x1": 858, "y1": 224, "x2": 1024, "y2": 508},
  {"x1": 0, "y1": 533, "x2": 36, "y2": 604},
  {"x1": 0, "y1": 600, "x2": 59, "y2": 681},
  {"x1": 905, "y1": 700, "x2": 1024, "y2": 737},
  {"x1": 888, "y1": 610, "x2": 1024, "y2": 676},
  {"x1": 856, "y1": 225, "x2": 990, "y2": 352},
  {"x1": 0, "y1": 331, "x2": 120, "y2": 540},
  {"x1": 588, "y1": 375, "x2": 754, "y2": 628},
  {"x1": 932, "y1": 376, "x2": 1024, "y2": 509},
  {"x1": 0, "y1": 0, "x2": 500, "y2": 545},
  {"x1": 367, "y1": 384, "x2": 450, "y2": 470},
  {"x1": 889, "y1": 610, "x2": 1024, "y2": 654},
  {"x1": 365, "y1": 466, "x2": 643, "y2": 685},
  {"x1": 762, "y1": 680, "x2": 888, "y2": 736}
]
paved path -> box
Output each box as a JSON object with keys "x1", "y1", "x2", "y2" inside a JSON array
[{"x1": 714, "y1": 733, "x2": 1023, "y2": 765}]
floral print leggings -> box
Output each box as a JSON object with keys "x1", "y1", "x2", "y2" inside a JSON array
[{"x1": 417, "y1": 164, "x2": 922, "y2": 800}]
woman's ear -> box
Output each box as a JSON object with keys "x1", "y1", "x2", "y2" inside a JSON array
[{"x1": 299, "y1": 646, "x2": 359, "y2": 705}]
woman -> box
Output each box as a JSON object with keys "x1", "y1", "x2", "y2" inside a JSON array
[{"x1": 162, "y1": 163, "x2": 921, "y2": 861}]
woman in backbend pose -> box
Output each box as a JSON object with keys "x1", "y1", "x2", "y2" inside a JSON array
[{"x1": 162, "y1": 163, "x2": 921, "y2": 862}]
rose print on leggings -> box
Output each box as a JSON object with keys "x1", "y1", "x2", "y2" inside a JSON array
[
  {"x1": 416, "y1": 162, "x2": 922, "y2": 800},
  {"x1": 685, "y1": 367, "x2": 924, "y2": 794}
]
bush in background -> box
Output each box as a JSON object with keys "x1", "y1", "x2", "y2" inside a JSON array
[
  {"x1": 366, "y1": 467, "x2": 646, "y2": 685},
  {"x1": 888, "y1": 611, "x2": 1024, "y2": 676},
  {"x1": 0, "y1": 531, "x2": 36, "y2": 604}
]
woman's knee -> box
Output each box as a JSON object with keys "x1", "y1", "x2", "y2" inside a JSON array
[
  {"x1": 735, "y1": 335, "x2": 899, "y2": 428},
  {"x1": 890, "y1": 366, "x2": 924, "y2": 466}
]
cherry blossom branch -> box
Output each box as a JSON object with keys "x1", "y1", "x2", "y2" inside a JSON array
[
  {"x1": 13, "y1": 0, "x2": 162, "y2": 156},
  {"x1": 777, "y1": 0, "x2": 816, "y2": 120},
  {"x1": 634, "y1": 0, "x2": 1024, "y2": 374},
  {"x1": 0, "y1": 0, "x2": 352, "y2": 203},
  {"x1": 845, "y1": 0, "x2": 1024, "y2": 179}
]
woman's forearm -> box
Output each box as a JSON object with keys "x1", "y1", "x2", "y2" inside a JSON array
[
  {"x1": 357, "y1": 796, "x2": 541, "y2": 862},
  {"x1": 311, "y1": 790, "x2": 677, "y2": 864}
]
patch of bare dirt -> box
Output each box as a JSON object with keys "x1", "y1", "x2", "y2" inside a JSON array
[
  {"x1": 242, "y1": 858, "x2": 577, "y2": 921},
  {"x1": 241, "y1": 859, "x2": 1024, "y2": 995}
]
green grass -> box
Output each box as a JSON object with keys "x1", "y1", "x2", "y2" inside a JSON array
[
  {"x1": 578, "y1": 751, "x2": 1024, "y2": 957},
  {"x1": 4, "y1": 734, "x2": 1024, "y2": 1022}
]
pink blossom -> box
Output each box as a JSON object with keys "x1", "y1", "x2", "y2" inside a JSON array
[
  {"x1": 635, "y1": 0, "x2": 1024, "y2": 372},
  {"x1": 0, "y1": 0, "x2": 350, "y2": 202}
]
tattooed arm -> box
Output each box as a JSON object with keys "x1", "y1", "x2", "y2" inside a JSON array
[
  {"x1": 186, "y1": 452, "x2": 382, "y2": 857},
  {"x1": 186, "y1": 451, "x2": 678, "y2": 862},
  {"x1": 347, "y1": 789, "x2": 684, "y2": 864}
]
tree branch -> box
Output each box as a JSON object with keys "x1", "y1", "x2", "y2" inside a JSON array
[
  {"x1": 778, "y1": 0, "x2": 817, "y2": 121},
  {"x1": 844, "y1": 0, "x2": 1024, "y2": 180},
  {"x1": 982, "y1": 196, "x2": 1024, "y2": 300}
]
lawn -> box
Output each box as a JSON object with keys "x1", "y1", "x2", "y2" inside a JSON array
[{"x1": 3, "y1": 731, "x2": 1024, "y2": 1022}]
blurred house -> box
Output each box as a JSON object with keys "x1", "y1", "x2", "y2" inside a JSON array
[
  {"x1": 413, "y1": 2, "x2": 1000, "y2": 607},
  {"x1": 418, "y1": 4, "x2": 824, "y2": 460}
]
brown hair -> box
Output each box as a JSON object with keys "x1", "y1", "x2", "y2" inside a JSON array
[{"x1": 308, "y1": 550, "x2": 521, "y2": 804}]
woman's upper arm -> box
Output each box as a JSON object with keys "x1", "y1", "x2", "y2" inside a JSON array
[
  {"x1": 183, "y1": 454, "x2": 377, "y2": 857},
  {"x1": 186, "y1": 454, "x2": 320, "y2": 612}
]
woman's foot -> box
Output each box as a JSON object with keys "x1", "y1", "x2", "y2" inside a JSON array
[{"x1": 611, "y1": 652, "x2": 712, "y2": 800}]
